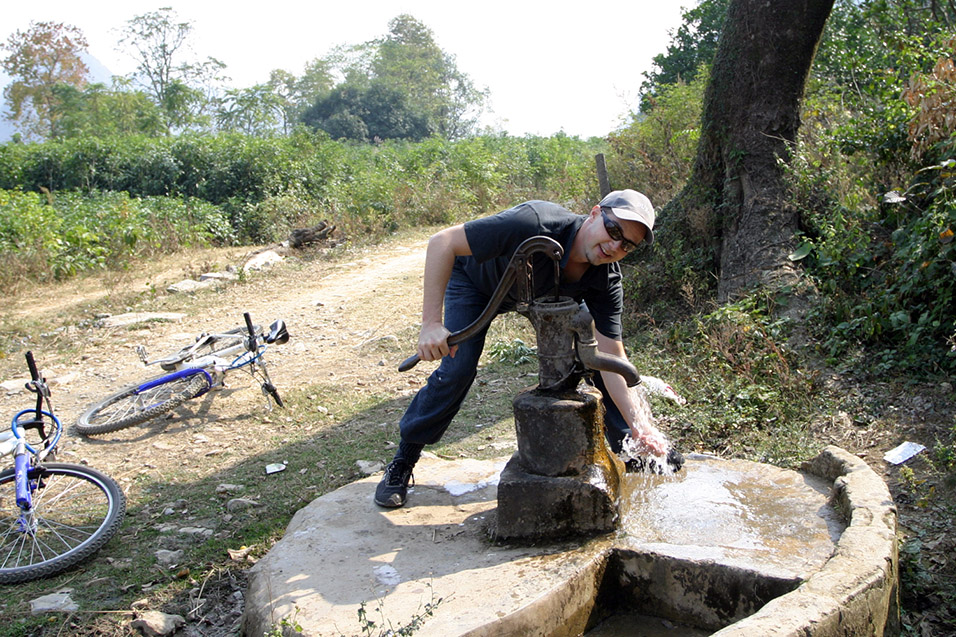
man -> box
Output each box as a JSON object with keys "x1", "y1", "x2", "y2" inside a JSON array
[{"x1": 376, "y1": 189, "x2": 673, "y2": 508}]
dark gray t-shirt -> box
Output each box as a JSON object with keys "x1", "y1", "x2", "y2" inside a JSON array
[{"x1": 457, "y1": 200, "x2": 624, "y2": 340}]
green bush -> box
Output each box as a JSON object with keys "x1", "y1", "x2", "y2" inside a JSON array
[
  {"x1": 607, "y1": 71, "x2": 706, "y2": 205},
  {"x1": 0, "y1": 189, "x2": 233, "y2": 287},
  {"x1": 0, "y1": 131, "x2": 612, "y2": 283}
]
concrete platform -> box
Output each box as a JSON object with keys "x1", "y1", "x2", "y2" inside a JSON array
[{"x1": 241, "y1": 447, "x2": 897, "y2": 636}]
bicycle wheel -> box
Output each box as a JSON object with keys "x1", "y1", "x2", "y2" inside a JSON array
[
  {"x1": 76, "y1": 373, "x2": 210, "y2": 435},
  {"x1": 0, "y1": 463, "x2": 126, "y2": 584}
]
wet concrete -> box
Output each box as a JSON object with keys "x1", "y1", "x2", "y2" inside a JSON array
[{"x1": 242, "y1": 447, "x2": 895, "y2": 636}]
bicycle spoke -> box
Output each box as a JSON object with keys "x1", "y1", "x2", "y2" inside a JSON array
[
  {"x1": 0, "y1": 519, "x2": 29, "y2": 569},
  {"x1": 1, "y1": 471, "x2": 113, "y2": 571}
]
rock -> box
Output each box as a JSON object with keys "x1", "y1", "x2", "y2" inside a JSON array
[
  {"x1": 166, "y1": 279, "x2": 217, "y2": 294},
  {"x1": 242, "y1": 250, "x2": 284, "y2": 272},
  {"x1": 48, "y1": 372, "x2": 79, "y2": 386},
  {"x1": 1, "y1": 378, "x2": 27, "y2": 394},
  {"x1": 199, "y1": 271, "x2": 238, "y2": 282},
  {"x1": 131, "y1": 610, "x2": 185, "y2": 636},
  {"x1": 154, "y1": 549, "x2": 185, "y2": 567},
  {"x1": 98, "y1": 312, "x2": 187, "y2": 328},
  {"x1": 216, "y1": 483, "x2": 245, "y2": 494},
  {"x1": 30, "y1": 590, "x2": 78, "y2": 614},
  {"x1": 356, "y1": 460, "x2": 384, "y2": 475},
  {"x1": 226, "y1": 498, "x2": 262, "y2": 512},
  {"x1": 178, "y1": 526, "x2": 214, "y2": 538}
]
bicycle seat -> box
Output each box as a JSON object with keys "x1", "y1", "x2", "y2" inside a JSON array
[
  {"x1": 157, "y1": 334, "x2": 216, "y2": 371},
  {"x1": 265, "y1": 320, "x2": 289, "y2": 345}
]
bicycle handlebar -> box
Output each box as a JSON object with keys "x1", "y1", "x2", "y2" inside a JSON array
[
  {"x1": 26, "y1": 351, "x2": 39, "y2": 382},
  {"x1": 244, "y1": 312, "x2": 257, "y2": 351}
]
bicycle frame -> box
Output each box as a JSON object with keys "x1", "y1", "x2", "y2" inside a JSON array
[
  {"x1": 3, "y1": 352, "x2": 127, "y2": 583},
  {"x1": 4, "y1": 354, "x2": 60, "y2": 522},
  {"x1": 132, "y1": 314, "x2": 283, "y2": 403},
  {"x1": 136, "y1": 340, "x2": 266, "y2": 398}
]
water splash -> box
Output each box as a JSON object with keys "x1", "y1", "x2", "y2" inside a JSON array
[
  {"x1": 620, "y1": 436, "x2": 676, "y2": 476},
  {"x1": 618, "y1": 384, "x2": 682, "y2": 475}
]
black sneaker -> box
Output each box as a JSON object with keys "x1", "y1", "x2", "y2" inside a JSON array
[{"x1": 374, "y1": 459, "x2": 415, "y2": 508}]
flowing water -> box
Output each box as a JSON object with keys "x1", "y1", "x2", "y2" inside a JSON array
[
  {"x1": 581, "y1": 454, "x2": 844, "y2": 636},
  {"x1": 619, "y1": 384, "x2": 676, "y2": 475},
  {"x1": 618, "y1": 455, "x2": 844, "y2": 571}
]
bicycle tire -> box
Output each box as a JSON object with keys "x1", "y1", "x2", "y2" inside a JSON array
[
  {"x1": 76, "y1": 373, "x2": 210, "y2": 435},
  {"x1": 0, "y1": 463, "x2": 126, "y2": 584}
]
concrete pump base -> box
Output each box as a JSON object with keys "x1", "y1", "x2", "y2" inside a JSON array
[{"x1": 241, "y1": 446, "x2": 897, "y2": 636}]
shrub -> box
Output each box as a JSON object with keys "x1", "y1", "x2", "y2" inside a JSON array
[{"x1": 0, "y1": 189, "x2": 234, "y2": 287}]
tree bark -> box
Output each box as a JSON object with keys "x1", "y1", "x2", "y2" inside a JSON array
[{"x1": 677, "y1": 0, "x2": 834, "y2": 301}]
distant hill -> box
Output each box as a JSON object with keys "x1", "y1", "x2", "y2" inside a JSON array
[{"x1": 0, "y1": 51, "x2": 115, "y2": 142}]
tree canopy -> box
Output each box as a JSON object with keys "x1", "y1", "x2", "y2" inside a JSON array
[
  {"x1": 302, "y1": 14, "x2": 486, "y2": 142},
  {"x1": 1, "y1": 21, "x2": 91, "y2": 140},
  {"x1": 117, "y1": 7, "x2": 226, "y2": 133}
]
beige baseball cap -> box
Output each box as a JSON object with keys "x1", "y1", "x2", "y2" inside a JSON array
[{"x1": 599, "y1": 189, "x2": 655, "y2": 245}]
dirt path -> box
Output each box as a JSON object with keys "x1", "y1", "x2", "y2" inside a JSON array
[{"x1": 0, "y1": 232, "x2": 436, "y2": 488}]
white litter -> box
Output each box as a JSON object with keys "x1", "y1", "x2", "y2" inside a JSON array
[{"x1": 883, "y1": 441, "x2": 926, "y2": 465}]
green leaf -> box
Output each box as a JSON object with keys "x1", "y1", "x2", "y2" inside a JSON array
[{"x1": 788, "y1": 242, "x2": 813, "y2": 261}]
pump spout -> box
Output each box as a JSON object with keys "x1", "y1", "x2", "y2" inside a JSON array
[{"x1": 571, "y1": 307, "x2": 641, "y2": 387}]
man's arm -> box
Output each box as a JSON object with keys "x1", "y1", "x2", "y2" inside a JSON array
[
  {"x1": 595, "y1": 332, "x2": 669, "y2": 455},
  {"x1": 418, "y1": 224, "x2": 472, "y2": 362}
]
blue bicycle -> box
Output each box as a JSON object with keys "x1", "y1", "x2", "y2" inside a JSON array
[
  {"x1": 0, "y1": 352, "x2": 125, "y2": 584},
  {"x1": 76, "y1": 312, "x2": 289, "y2": 436}
]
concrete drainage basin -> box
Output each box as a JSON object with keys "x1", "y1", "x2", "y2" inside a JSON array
[{"x1": 242, "y1": 446, "x2": 897, "y2": 636}]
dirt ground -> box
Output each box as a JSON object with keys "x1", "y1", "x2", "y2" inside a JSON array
[
  {"x1": 0, "y1": 232, "x2": 435, "y2": 472},
  {"x1": 0, "y1": 232, "x2": 448, "y2": 634}
]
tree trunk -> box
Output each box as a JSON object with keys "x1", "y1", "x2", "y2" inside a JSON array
[{"x1": 679, "y1": 0, "x2": 834, "y2": 302}]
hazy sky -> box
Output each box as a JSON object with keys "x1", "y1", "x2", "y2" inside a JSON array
[{"x1": 2, "y1": 1, "x2": 689, "y2": 138}]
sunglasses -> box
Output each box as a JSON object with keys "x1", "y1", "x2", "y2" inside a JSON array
[{"x1": 600, "y1": 208, "x2": 642, "y2": 253}]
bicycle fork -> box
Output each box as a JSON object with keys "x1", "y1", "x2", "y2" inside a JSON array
[{"x1": 13, "y1": 440, "x2": 38, "y2": 535}]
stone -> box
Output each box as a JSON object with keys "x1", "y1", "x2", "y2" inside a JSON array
[
  {"x1": 199, "y1": 271, "x2": 238, "y2": 282},
  {"x1": 243, "y1": 450, "x2": 897, "y2": 637},
  {"x1": 227, "y1": 498, "x2": 261, "y2": 512},
  {"x1": 242, "y1": 250, "x2": 284, "y2": 272},
  {"x1": 131, "y1": 610, "x2": 185, "y2": 636},
  {"x1": 99, "y1": 312, "x2": 186, "y2": 327},
  {"x1": 30, "y1": 590, "x2": 78, "y2": 614},
  {"x1": 1, "y1": 378, "x2": 26, "y2": 394},
  {"x1": 154, "y1": 549, "x2": 184, "y2": 567},
  {"x1": 498, "y1": 385, "x2": 624, "y2": 539},
  {"x1": 166, "y1": 279, "x2": 216, "y2": 294},
  {"x1": 355, "y1": 460, "x2": 384, "y2": 475}
]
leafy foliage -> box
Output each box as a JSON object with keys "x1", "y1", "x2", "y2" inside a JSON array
[
  {"x1": 302, "y1": 80, "x2": 433, "y2": 142},
  {"x1": 0, "y1": 131, "x2": 606, "y2": 283},
  {"x1": 303, "y1": 15, "x2": 485, "y2": 142},
  {"x1": 638, "y1": 0, "x2": 727, "y2": 111},
  {"x1": 50, "y1": 80, "x2": 167, "y2": 138},
  {"x1": 608, "y1": 70, "x2": 707, "y2": 205},
  {"x1": 1, "y1": 21, "x2": 91, "y2": 140},
  {"x1": 0, "y1": 189, "x2": 232, "y2": 288},
  {"x1": 117, "y1": 7, "x2": 226, "y2": 133}
]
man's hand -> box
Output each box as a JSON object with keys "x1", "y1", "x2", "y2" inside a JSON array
[
  {"x1": 628, "y1": 422, "x2": 669, "y2": 456},
  {"x1": 417, "y1": 322, "x2": 456, "y2": 362}
]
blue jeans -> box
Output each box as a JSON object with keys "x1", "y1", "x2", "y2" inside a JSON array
[{"x1": 399, "y1": 274, "x2": 630, "y2": 452}]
